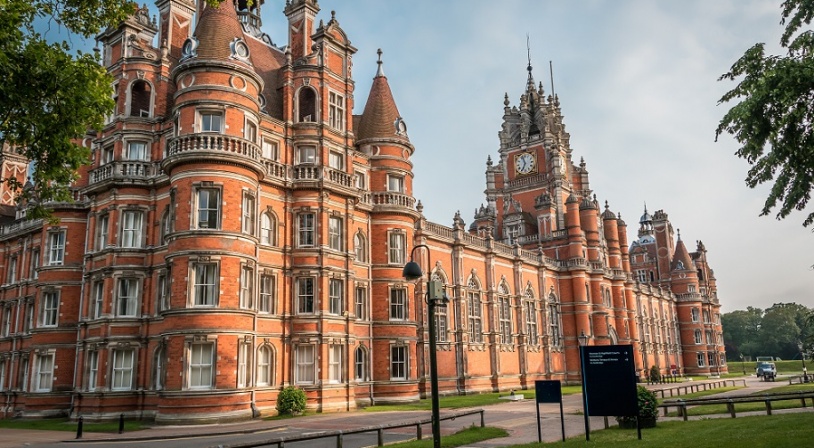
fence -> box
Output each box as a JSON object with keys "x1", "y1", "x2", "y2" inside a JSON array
[
  {"x1": 649, "y1": 379, "x2": 746, "y2": 399},
  {"x1": 218, "y1": 408, "x2": 485, "y2": 448},
  {"x1": 659, "y1": 391, "x2": 814, "y2": 420}
]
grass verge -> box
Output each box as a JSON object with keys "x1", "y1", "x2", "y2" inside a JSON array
[
  {"x1": 508, "y1": 413, "x2": 813, "y2": 448},
  {"x1": 385, "y1": 425, "x2": 508, "y2": 447},
  {"x1": 666, "y1": 382, "x2": 814, "y2": 416},
  {"x1": 363, "y1": 386, "x2": 582, "y2": 412},
  {"x1": 0, "y1": 418, "x2": 144, "y2": 433}
]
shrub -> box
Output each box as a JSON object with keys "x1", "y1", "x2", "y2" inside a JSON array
[
  {"x1": 276, "y1": 386, "x2": 307, "y2": 415},
  {"x1": 649, "y1": 365, "x2": 661, "y2": 383},
  {"x1": 616, "y1": 386, "x2": 659, "y2": 428}
]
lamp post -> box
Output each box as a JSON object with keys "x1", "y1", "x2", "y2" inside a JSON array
[
  {"x1": 578, "y1": 330, "x2": 590, "y2": 442},
  {"x1": 798, "y1": 341, "x2": 808, "y2": 383},
  {"x1": 403, "y1": 244, "x2": 448, "y2": 448},
  {"x1": 740, "y1": 354, "x2": 746, "y2": 375}
]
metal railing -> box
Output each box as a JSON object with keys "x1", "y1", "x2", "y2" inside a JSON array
[{"x1": 216, "y1": 408, "x2": 485, "y2": 448}]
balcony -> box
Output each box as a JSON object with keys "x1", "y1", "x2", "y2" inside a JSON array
[
  {"x1": 291, "y1": 164, "x2": 356, "y2": 192},
  {"x1": 88, "y1": 161, "x2": 161, "y2": 185},
  {"x1": 164, "y1": 134, "x2": 264, "y2": 176},
  {"x1": 370, "y1": 192, "x2": 418, "y2": 215}
]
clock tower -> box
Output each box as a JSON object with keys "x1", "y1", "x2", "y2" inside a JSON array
[{"x1": 472, "y1": 62, "x2": 591, "y2": 247}]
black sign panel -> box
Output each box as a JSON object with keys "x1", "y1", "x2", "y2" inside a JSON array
[
  {"x1": 535, "y1": 380, "x2": 562, "y2": 403},
  {"x1": 582, "y1": 345, "x2": 637, "y2": 416}
]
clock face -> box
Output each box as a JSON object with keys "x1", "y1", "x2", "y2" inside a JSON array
[{"x1": 515, "y1": 152, "x2": 536, "y2": 175}]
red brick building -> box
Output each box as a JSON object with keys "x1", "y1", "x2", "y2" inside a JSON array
[{"x1": 0, "y1": 0, "x2": 725, "y2": 422}]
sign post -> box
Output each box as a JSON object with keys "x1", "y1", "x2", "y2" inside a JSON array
[
  {"x1": 581, "y1": 345, "x2": 640, "y2": 440},
  {"x1": 534, "y1": 380, "x2": 565, "y2": 442}
]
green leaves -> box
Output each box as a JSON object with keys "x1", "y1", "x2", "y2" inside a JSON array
[
  {"x1": 717, "y1": 0, "x2": 814, "y2": 227},
  {"x1": 0, "y1": 1, "x2": 132, "y2": 218}
]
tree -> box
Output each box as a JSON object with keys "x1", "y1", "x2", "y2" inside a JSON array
[
  {"x1": 716, "y1": 0, "x2": 814, "y2": 227},
  {"x1": 0, "y1": 1, "x2": 134, "y2": 218},
  {"x1": 722, "y1": 307, "x2": 763, "y2": 358}
]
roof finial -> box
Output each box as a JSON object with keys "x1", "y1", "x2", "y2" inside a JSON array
[
  {"x1": 526, "y1": 33, "x2": 532, "y2": 74},
  {"x1": 677, "y1": 228, "x2": 681, "y2": 240},
  {"x1": 643, "y1": 201, "x2": 648, "y2": 213},
  {"x1": 376, "y1": 48, "x2": 384, "y2": 77}
]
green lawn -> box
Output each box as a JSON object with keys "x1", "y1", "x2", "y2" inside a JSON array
[
  {"x1": 363, "y1": 386, "x2": 582, "y2": 412},
  {"x1": 0, "y1": 418, "x2": 144, "y2": 433},
  {"x1": 385, "y1": 413, "x2": 814, "y2": 448},
  {"x1": 665, "y1": 382, "x2": 814, "y2": 416}
]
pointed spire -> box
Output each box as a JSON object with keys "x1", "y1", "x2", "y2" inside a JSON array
[
  {"x1": 671, "y1": 237, "x2": 695, "y2": 272},
  {"x1": 191, "y1": 1, "x2": 248, "y2": 63},
  {"x1": 375, "y1": 48, "x2": 385, "y2": 77}
]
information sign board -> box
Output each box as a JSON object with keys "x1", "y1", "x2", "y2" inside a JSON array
[{"x1": 582, "y1": 344, "x2": 637, "y2": 416}]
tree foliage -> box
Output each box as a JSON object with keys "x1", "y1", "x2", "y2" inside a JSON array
[
  {"x1": 716, "y1": 0, "x2": 814, "y2": 227},
  {"x1": 0, "y1": 0, "x2": 134, "y2": 218},
  {"x1": 723, "y1": 303, "x2": 813, "y2": 360}
]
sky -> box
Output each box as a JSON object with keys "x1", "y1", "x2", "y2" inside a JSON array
[
  {"x1": 42, "y1": 0, "x2": 813, "y2": 312},
  {"x1": 256, "y1": 0, "x2": 810, "y2": 313}
]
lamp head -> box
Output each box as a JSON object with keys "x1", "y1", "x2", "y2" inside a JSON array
[
  {"x1": 402, "y1": 261, "x2": 423, "y2": 281},
  {"x1": 578, "y1": 330, "x2": 589, "y2": 346}
]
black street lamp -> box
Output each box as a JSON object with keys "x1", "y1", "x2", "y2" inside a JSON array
[
  {"x1": 578, "y1": 330, "x2": 590, "y2": 442},
  {"x1": 403, "y1": 244, "x2": 448, "y2": 448},
  {"x1": 740, "y1": 354, "x2": 746, "y2": 375}
]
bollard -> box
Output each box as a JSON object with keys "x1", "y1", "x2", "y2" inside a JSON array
[
  {"x1": 727, "y1": 399, "x2": 736, "y2": 418},
  {"x1": 76, "y1": 416, "x2": 84, "y2": 439},
  {"x1": 337, "y1": 432, "x2": 343, "y2": 448},
  {"x1": 681, "y1": 403, "x2": 688, "y2": 421},
  {"x1": 480, "y1": 410, "x2": 485, "y2": 427},
  {"x1": 765, "y1": 399, "x2": 772, "y2": 416},
  {"x1": 417, "y1": 423, "x2": 422, "y2": 440},
  {"x1": 118, "y1": 413, "x2": 125, "y2": 434},
  {"x1": 377, "y1": 427, "x2": 383, "y2": 447}
]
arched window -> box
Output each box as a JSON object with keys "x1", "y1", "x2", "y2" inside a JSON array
[
  {"x1": 524, "y1": 287, "x2": 538, "y2": 346},
  {"x1": 256, "y1": 345, "x2": 274, "y2": 387},
  {"x1": 153, "y1": 346, "x2": 165, "y2": 391},
  {"x1": 497, "y1": 281, "x2": 512, "y2": 344},
  {"x1": 467, "y1": 276, "x2": 483, "y2": 343},
  {"x1": 260, "y1": 212, "x2": 277, "y2": 246},
  {"x1": 129, "y1": 80, "x2": 152, "y2": 117},
  {"x1": 297, "y1": 87, "x2": 317, "y2": 123},
  {"x1": 691, "y1": 308, "x2": 700, "y2": 322},
  {"x1": 354, "y1": 232, "x2": 367, "y2": 263},
  {"x1": 354, "y1": 345, "x2": 368, "y2": 381},
  {"x1": 694, "y1": 329, "x2": 703, "y2": 345},
  {"x1": 431, "y1": 268, "x2": 449, "y2": 342},
  {"x1": 159, "y1": 207, "x2": 171, "y2": 245},
  {"x1": 548, "y1": 292, "x2": 562, "y2": 346}
]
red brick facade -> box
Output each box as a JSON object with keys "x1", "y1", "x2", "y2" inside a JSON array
[{"x1": 0, "y1": 0, "x2": 725, "y2": 422}]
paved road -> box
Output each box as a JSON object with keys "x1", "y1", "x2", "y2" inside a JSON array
[{"x1": 2, "y1": 375, "x2": 803, "y2": 448}]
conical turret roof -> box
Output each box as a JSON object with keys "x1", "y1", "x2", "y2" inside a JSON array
[
  {"x1": 192, "y1": 0, "x2": 249, "y2": 63},
  {"x1": 671, "y1": 235, "x2": 695, "y2": 271},
  {"x1": 356, "y1": 50, "x2": 409, "y2": 144}
]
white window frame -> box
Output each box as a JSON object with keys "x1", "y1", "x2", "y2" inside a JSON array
[
  {"x1": 355, "y1": 171, "x2": 367, "y2": 190},
  {"x1": 86, "y1": 350, "x2": 99, "y2": 391},
  {"x1": 388, "y1": 232, "x2": 406, "y2": 265},
  {"x1": 297, "y1": 213, "x2": 315, "y2": 247},
  {"x1": 328, "y1": 91, "x2": 345, "y2": 131},
  {"x1": 390, "y1": 345, "x2": 407, "y2": 381},
  {"x1": 2, "y1": 307, "x2": 11, "y2": 337},
  {"x1": 111, "y1": 349, "x2": 135, "y2": 391},
  {"x1": 354, "y1": 287, "x2": 367, "y2": 320},
  {"x1": 39, "y1": 291, "x2": 59, "y2": 327},
  {"x1": 34, "y1": 352, "x2": 54, "y2": 392},
  {"x1": 260, "y1": 212, "x2": 276, "y2": 246},
  {"x1": 199, "y1": 110, "x2": 223, "y2": 133},
  {"x1": 387, "y1": 174, "x2": 404, "y2": 193},
  {"x1": 30, "y1": 249, "x2": 39, "y2": 279},
  {"x1": 354, "y1": 233, "x2": 367, "y2": 263},
  {"x1": 294, "y1": 344, "x2": 315, "y2": 385},
  {"x1": 196, "y1": 187, "x2": 221, "y2": 230},
  {"x1": 329, "y1": 279, "x2": 343, "y2": 315},
  {"x1": 116, "y1": 278, "x2": 139, "y2": 317},
  {"x1": 239, "y1": 265, "x2": 253, "y2": 310},
  {"x1": 7, "y1": 255, "x2": 16, "y2": 284},
  {"x1": 328, "y1": 150, "x2": 344, "y2": 170},
  {"x1": 296, "y1": 145, "x2": 317, "y2": 164},
  {"x1": 188, "y1": 342, "x2": 214, "y2": 389},
  {"x1": 259, "y1": 274, "x2": 274, "y2": 313},
  {"x1": 389, "y1": 288, "x2": 407, "y2": 321},
  {"x1": 328, "y1": 344, "x2": 343, "y2": 383},
  {"x1": 193, "y1": 262, "x2": 219, "y2": 307},
  {"x1": 296, "y1": 277, "x2": 315, "y2": 314},
  {"x1": 697, "y1": 352, "x2": 706, "y2": 367},
  {"x1": 498, "y1": 296, "x2": 512, "y2": 344},
  {"x1": 691, "y1": 308, "x2": 700, "y2": 322},
  {"x1": 525, "y1": 300, "x2": 538, "y2": 346},
  {"x1": 242, "y1": 192, "x2": 256, "y2": 235},
  {"x1": 467, "y1": 289, "x2": 483, "y2": 343},
  {"x1": 261, "y1": 137, "x2": 279, "y2": 160},
  {"x1": 354, "y1": 346, "x2": 367, "y2": 381},
  {"x1": 125, "y1": 141, "x2": 149, "y2": 161},
  {"x1": 91, "y1": 281, "x2": 104, "y2": 319},
  {"x1": 47, "y1": 231, "x2": 66, "y2": 266},
  {"x1": 120, "y1": 210, "x2": 144, "y2": 248},
  {"x1": 237, "y1": 342, "x2": 250, "y2": 388},
  {"x1": 96, "y1": 214, "x2": 109, "y2": 251},
  {"x1": 256, "y1": 345, "x2": 273, "y2": 387},
  {"x1": 328, "y1": 216, "x2": 343, "y2": 251},
  {"x1": 244, "y1": 119, "x2": 258, "y2": 143}
]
